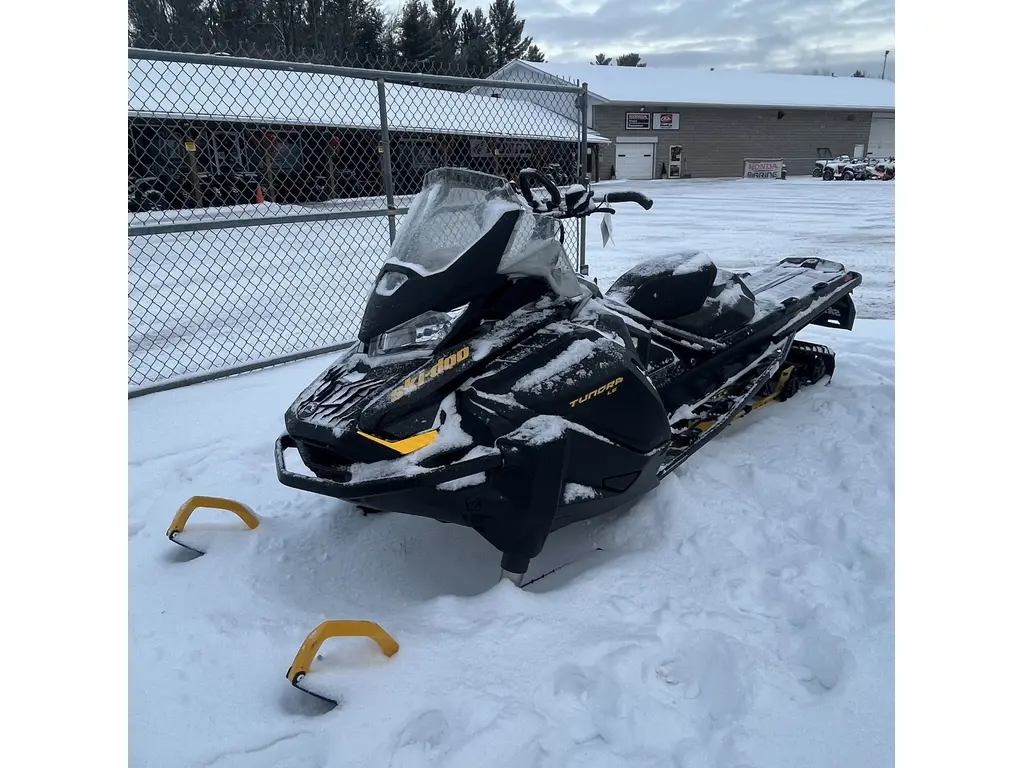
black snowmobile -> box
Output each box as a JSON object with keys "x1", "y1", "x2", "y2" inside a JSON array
[{"x1": 275, "y1": 167, "x2": 862, "y2": 584}]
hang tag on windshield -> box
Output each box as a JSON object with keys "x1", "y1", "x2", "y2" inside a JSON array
[{"x1": 600, "y1": 213, "x2": 614, "y2": 247}]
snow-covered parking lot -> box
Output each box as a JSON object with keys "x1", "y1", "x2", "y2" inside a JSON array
[{"x1": 129, "y1": 175, "x2": 894, "y2": 768}]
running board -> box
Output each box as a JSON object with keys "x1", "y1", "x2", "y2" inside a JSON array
[{"x1": 659, "y1": 345, "x2": 785, "y2": 478}]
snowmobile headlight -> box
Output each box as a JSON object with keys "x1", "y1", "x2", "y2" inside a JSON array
[{"x1": 368, "y1": 310, "x2": 453, "y2": 357}]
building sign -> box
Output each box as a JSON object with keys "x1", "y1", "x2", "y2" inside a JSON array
[
  {"x1": 743, "y1": 159, "x2": 785, "y2": 179},
  {"x1": 625, "y1": 112, "x2": 651, "y2": 130},
  {"x1": 653, "y1": 112, "x2": 680, "y2": 130}
]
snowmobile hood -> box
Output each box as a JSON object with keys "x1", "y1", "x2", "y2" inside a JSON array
[
  {"x1": 285, "y1": 301, "x2": 562, "y2": 461},
  {"x1": 358, "y1": 168, "x2": 583, "y2": 344}
]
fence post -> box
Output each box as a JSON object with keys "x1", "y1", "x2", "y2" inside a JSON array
[
  {"x1": 377, "y1": 78, "x2": 397, "y2": 245},
  {"x1": 578, "y1": 82, "x2": 589, "y2": 275}
]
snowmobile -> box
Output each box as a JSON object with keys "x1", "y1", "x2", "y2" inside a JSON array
[{"x1": 269, "y1": 166, "x2": 862, "y2": 585}]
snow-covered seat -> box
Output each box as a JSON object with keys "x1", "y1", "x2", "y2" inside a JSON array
[
  {"x1": 605, "y1": 251, "x2": 717, "y2": 321},
  {"x1": 664, "y1": 270, "x2": 756, "y2": 338}
]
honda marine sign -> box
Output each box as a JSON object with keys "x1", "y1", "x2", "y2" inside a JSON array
[{"x1": 743, "y1": 158, "x2": 785, "y2": 179}]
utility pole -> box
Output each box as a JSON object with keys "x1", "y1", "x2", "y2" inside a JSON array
[{"x1": 882, "y1": 49, "x2": 890, "y2": 79}]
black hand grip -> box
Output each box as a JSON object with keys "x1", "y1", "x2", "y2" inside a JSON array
[
  {"x1": 518, "y1": 168, "x2": 562, "y2": 209},
  {"x1": 603, "y1": 191, "x2": 654, "y2": 210}
]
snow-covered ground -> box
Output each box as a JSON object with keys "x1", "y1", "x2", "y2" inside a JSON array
[
  {"x1": 130, "y1": 176, "x2": 893, "y2": 387},
  {"x1": 129, "y1": 177, "x2": 894, "y2": 767}
]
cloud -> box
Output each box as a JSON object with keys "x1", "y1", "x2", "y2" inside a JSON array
[{"x1": 381, "y1": 0, "x2": 894, "y2": 77}]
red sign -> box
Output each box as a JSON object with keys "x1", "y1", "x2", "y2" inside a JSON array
[{"x1": 652, "y1": 112, "x2": 679, "y2": 130}]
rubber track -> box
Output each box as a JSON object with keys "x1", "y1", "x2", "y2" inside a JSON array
[{"x1": 657, "y1": 340, "x2": 836, "y2": 478}]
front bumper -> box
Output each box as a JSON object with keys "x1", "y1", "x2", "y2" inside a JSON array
[{"x1": 275, "y1": 433, "x2": 503, "y2": 501}]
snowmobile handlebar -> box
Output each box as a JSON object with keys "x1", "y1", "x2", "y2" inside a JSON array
[
  {"x1": 511, "y1": 167, "x2": 654, "y2": 220},
  {"x1": 599, "y1": 191, "x2": 654, "y2": 210},
  {"x1": 517, "y1": 168, "x2": 563, "y2": 211}
]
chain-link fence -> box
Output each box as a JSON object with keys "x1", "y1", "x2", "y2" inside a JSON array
[{"x1": 129, "y1": 47, "x2": 589, "y2": 395}]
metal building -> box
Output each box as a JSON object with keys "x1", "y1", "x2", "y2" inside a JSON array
[{"x1": 480, "y1": 61, "x2": 895, "y2": 180}]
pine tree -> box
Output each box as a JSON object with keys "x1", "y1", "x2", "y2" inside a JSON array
[
  {"x1": 488, "y1": 0, "x2": 531, "y2": 65},
  {"x1": 431, "y1": 0, "x2": 462, "y2": 71},
  {"x1": 459, "y1": 8, "x2": 493, "y2": 76},
  {"x1": 398, "y1": 0, "x2": 435, "y2": 68},
  {"x1": 168, "y1": 0, "x2": 209, "y2": 47},
  {"x1": 129, "y1": 0, "x2": 173, "y2": 45},
  {"x1": 352, "y1": 0, "x2": 387, "y2": 65},
  {"x1": 616, "y1": 52, "x2": 645, "y2": 67},
  {"x1": 523, "y1": 43, "x2": 545, "y2": 62}
]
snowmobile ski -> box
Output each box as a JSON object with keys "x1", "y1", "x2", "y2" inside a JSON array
[
  {"x1": 285, "y1": 620, "x2": 400, "y2": 707},
  {"x1": 165, "y1": 495, "x2": 259, "y2": 555}
]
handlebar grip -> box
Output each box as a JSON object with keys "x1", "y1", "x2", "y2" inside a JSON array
[
  {"x1": 518, "y1": 168, "x2": 562, "y2": 209},
  {"x1": 603, "y1": 191, "x2": 654, "y2": 210}
]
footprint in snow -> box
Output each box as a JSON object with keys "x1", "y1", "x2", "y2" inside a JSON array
[
  {"x1": 791, "y1": 630, "x2": 849, "y2": 694},
  {"x1": 389, "y1": 709, "x2": 451, "y2": 768}
]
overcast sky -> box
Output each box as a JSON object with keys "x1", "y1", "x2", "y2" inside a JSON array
[{"x1": 386, "y1": 0, "x2": 895, "y2": 78}]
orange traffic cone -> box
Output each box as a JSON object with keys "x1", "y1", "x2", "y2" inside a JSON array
[{"x1": 255, "y1": 185, "x2": 265, "y2": 204}]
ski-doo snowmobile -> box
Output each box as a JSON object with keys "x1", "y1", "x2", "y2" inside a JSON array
[{"x1": 274, "y1": 167, "x2": 862, "y2": 584}]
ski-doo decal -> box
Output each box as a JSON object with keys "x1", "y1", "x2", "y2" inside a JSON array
[
  {"x1": 356, "y1": 429, "x2": 439, "y2": 455},
  {"x1": 570, "y1": 376, "x2": 625, "y2": 408},
  {"x1": 388, "y1": 346, "x2": 471, "y2": 403}
]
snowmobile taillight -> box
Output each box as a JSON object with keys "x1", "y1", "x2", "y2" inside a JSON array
[
  {"x1": 165, "y1": 495, "x2": 259, "y2": 555},
  {"x1": 285, "y1": 620, "x2": 400, "y2": 705}
]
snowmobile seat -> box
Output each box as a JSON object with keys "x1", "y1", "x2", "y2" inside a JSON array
[
  {"x1": 664, "y1": 270, "x2": 757, "y2": 338},
  {"x1": 605, "y1": 251, "x2": 717, "y2": 321}
]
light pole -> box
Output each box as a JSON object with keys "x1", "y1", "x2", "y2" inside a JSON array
[{"x1": 882, "y1": 50, "x2": 890, "y2": 79}]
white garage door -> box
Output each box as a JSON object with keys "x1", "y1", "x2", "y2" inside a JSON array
[
  {"x1": 868, "y1": 112, "x2": 895, "y2": 157},
  {"x1": 615, "y1": 143, "x2": 655, "y2": 180}
]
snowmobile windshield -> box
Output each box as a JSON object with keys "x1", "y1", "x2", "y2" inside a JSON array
[
  {"x1": 358, "y1": 167, "x2": 583, "y2": 345},
  {"x1": 384, "y1": 167, "x2": 583, "y2": 297},
  {"x1": 386, "y1": 168, "x2": 522, "y2": 277}
]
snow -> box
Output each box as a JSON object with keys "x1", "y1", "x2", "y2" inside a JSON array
[
  {"x1": 503, "y1": 60, "x2": 895, "y2": 111},
  {"x1": 563, "y1": 483, "x2": 599, "y2": 503},
  {"x1": 512, "y1": 338, "x2": 597, "y2": 392},
  {"x1": 437, "y1": 472, "x2": 487, "y2": 492},
  {"x1": 129, "y1": 178, "x2": 893, "y2": 768},
  {"x1": 130, "y1": 58, "x2": 594, "y2": 142},
  {"x1": 504, "y1": 413, "x2": 615, "y2": 447}
]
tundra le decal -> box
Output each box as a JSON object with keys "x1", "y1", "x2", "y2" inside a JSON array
[
  {"x1": 570, "y1": 376, "x2": 624, "y2": 407},
  {"x1": 389, "y1": 346, "x2": 471, "y2": 403}
]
